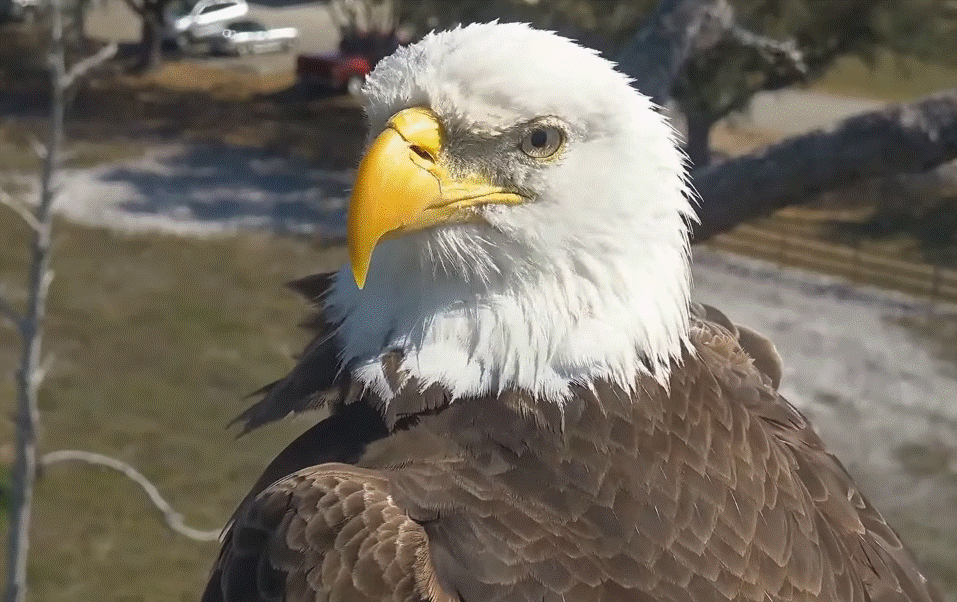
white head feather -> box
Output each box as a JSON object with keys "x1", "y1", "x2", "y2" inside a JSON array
[{"x1": 324, "y1": 22, "x2": 697, "y2": 403}]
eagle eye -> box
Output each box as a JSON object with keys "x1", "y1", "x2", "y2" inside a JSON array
[{"x1": 520, "y1": 126, "x2": 564, "y2": 159}]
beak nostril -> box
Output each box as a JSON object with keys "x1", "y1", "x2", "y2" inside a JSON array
[{"x1": 410, "y1": 145, "x2": 435, "y2": 163}]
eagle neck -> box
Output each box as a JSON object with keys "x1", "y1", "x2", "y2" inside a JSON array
[{"x1": 326, "y1": 225, "x2": 692, "y2": 405}]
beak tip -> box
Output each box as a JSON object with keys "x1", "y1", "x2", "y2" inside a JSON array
[{"x1": 349, "y1": 239, "x2": 371, "y2": 290}]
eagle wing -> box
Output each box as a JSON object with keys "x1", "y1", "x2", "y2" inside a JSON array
[
  {"x1": 203, "y1": 463, "x2": 456, "y2": 602},
  {"x1": 231, "y1": 272, "x2": 353, "y2": 435},
  {"x1": 694, "y1": 306, "x2": 944, "y2": 602},
  {"x1": 752, "y1": 381, "x2": 944, "y2": 602}
]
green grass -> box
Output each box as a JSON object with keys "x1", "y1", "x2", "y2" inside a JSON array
[
  {"x1": 0, "y1": 213, "x2": 347, "y2": 601},
  {"x1": 814, "y1": 51, "x2": 957, "y2": 101}
]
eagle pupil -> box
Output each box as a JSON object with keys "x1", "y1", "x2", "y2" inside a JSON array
[{"x1": 530, "y1": 128, "x2": 548, "y2": 148}]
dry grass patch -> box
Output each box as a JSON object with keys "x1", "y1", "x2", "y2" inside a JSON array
[{"x1": 0, "y1": 213, "x2": 346, "y2": 601}]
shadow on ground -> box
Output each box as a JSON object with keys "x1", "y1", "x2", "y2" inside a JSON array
[{"x1": 59, "y1": 142, "x2": 353, "y2": 236}]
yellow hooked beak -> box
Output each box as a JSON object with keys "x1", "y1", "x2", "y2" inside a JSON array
[{"x1": 347, "y1": 107, "x2": 525, "y2": 288}]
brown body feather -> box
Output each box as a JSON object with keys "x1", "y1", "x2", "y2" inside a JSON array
[{"x1": 202, "y1": 274, "x2": 943, "y2": 602}]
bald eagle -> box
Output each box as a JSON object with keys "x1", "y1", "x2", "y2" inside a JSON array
[{"x1": 202, "y1": 23, "x2": 943, "y2": 602}]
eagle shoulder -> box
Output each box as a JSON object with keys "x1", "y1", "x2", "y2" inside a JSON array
[
  {"x1": 691, "y1": 310, "x2": 944, "y2": 602},
  {"x1": 691, "y1": 302, "x2": 783, "y2": 389},
  {"x1": 203, "y1": 464, "x2": 455, "y2": 602}
]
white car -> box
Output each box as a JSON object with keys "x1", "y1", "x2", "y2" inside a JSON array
[
  {"x1": 165, "y1": 0, "x2": 248, "y2": 46},
  {"x1": 208, "y1": 20, "x2": 298, "y2": 55}
]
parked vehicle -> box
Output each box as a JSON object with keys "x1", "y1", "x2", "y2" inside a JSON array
[
  {"x1": 164, "y1": 0, "x2": 248, "y2": 48},
  {"x1": 208, "y1": 20, "x2": 297, "y2": 56},
  {"x1": 296, "y1": 30, "x2": 403, "y2": 97}
]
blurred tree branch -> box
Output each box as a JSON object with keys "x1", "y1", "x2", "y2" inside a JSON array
[
  {"x1": 691, "y1": 92, "x2": 957, "y2": 242},
  {"x1": 0, "y1": 297, "x2": 22, "y2": 333},
  {"x1": 0, "y1": 191, "x2": 40, "y2": 232},
  {"x1": 616, "y1": 0, "x2": 731, "y2": 106},
  {"x1": 615, "y1": 0, "x2": 806, "y2": 107},
  {"x1": 1, "y1": 0, "x2": 65, "y2": 593},
  {"x1": 40, "y1": 451, "x2": 222, "y2": 542},
  {"x1": 61, "y1": 41, "x2": 117, "y2": 88},
  {"x1": 119, "y1": 0, "x2": 173, "y2": 70},
  {"x1": 2, "y1": 3, "x2": 121, "y2": 601},
  {"x1": 609, "y1": 0, "x2": 957, "y2": 240}
]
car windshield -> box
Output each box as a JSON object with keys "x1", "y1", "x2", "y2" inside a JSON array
[
  {"x1": 229, "y1": 20, "x2": 263, "y2": 32},
  {"x1": 200, "y1": 2, "x2": 234, "y2": 13}
]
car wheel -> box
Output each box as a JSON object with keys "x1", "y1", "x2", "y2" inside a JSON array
[{"x1": 346, "y1": 75, "x2": 364, "y2": 98}]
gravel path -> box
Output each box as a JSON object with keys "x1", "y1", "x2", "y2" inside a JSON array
[{"x1": 693, "y1": 250, "x2": 957, "y2": 591}]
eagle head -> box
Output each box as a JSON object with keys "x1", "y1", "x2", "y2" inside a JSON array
[{"x1": 325, "y1": 22, "x2": 697, "y2": 403}]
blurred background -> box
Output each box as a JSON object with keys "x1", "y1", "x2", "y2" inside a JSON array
[{"x1": 1, "y1": 0, "x2": 956, "y2": 600}]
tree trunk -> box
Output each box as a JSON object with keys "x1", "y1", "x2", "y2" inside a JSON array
[
  {"x1": 138, "y1": 2, "x2": 164, "y2": 71},
  {"x1": 684, "y1": 110, "x2": 714, "y2": 169},
  {"x1": 616, "y1": 0, "x2": 730, "y2": 105}
]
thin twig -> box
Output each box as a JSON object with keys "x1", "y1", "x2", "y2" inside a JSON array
[
  {"x1": 39, "y1": 270, "x2": 54, "y2": 306},
  {"x1": 726, "y1": 23, "x2": 807, "y2": 75},
  {"x1": 0, "y1": 296, "x2": 22, "y2": 332},
  {"x1": 0, "y1": 189, "x2": 39, "y2": 231},
  {"x1": 61, "y1": 42, "x2": 117, "y2": 89},
  {"x1": 26, "y1": 136, "x2": 45, "y2": 161},
  {"x1": 40, "y1": 450, "x2": 222, "y2": 542},
  {"x1": 31, "y1": 354, "x2": 55, "y2": 389}
]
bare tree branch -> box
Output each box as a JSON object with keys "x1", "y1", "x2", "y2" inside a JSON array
[
  {"x1": 0, "y1": 296, "x2": 22, "y2": 332},
  {"x1": 617, "y1": 0, "x2": 730, "y2": 105},
  {"x1": 4, "y1": 0, "x2": 65, "y2": 598},
  {"x1": 725, "y1": 23, "x2": 806, "y2": 76},
  {"x1": 691, "y1": 92, "x2": 957, "y2": 243},
  {"x1": 61, "y1": 42, "x2": 118, "y2": 89},
  {"x1": 0, "y1": 190, "x2": 39, "y2": 232},
  {"x1": 26, "y1": 136, "x2": 45, "y2": 161},
  {"x1": 40, "y1": 450, "x2": 222, "y2": 542},
  {"x1": 39, "y1": 270, "x2": 54, "y2": 307},
  {"x1": 617, "y1": 0, "x2": 805, "y2": 108},
  {"x1": 31, "y1": 354, "x2": 55, "y2": 389}
]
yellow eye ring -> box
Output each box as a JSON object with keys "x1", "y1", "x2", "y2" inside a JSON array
[{"x1": 520, "y1": 126, "x2": 564, "y2": 159}]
